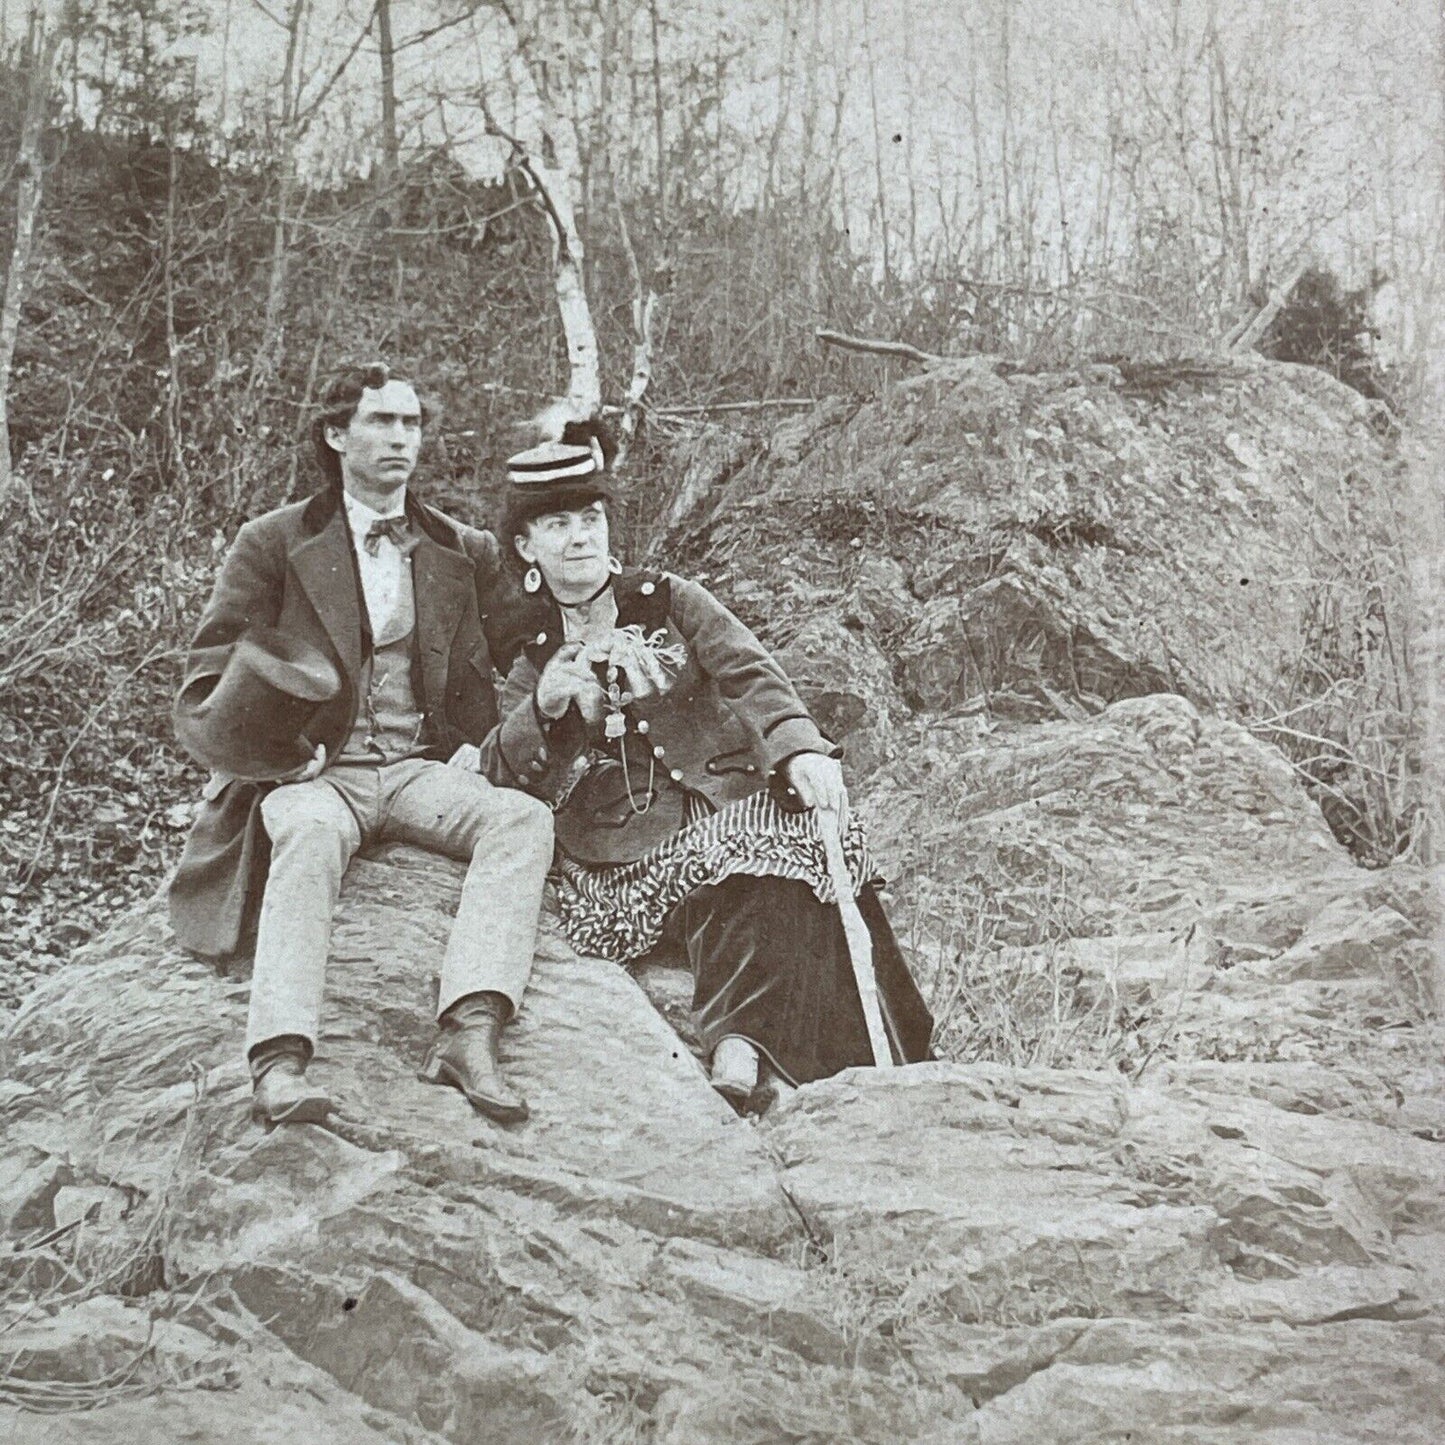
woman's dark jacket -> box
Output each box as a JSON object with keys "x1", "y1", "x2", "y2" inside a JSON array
[{"x1": 485, "y1": 570, "x2": 837, "y2": 865}]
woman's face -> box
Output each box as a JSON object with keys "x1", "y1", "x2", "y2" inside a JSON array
[{"x1": 516, "y1": 501, "x2": 610, "y2": 601}]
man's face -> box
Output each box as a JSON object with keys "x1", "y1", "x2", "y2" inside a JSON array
[{"x1": 326, "y1": 380, "x2": 422, "y2": 496}]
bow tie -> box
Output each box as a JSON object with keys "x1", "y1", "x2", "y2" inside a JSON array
[{"x1": 362, "y1": 515, "x2": 416, "y2": 557}]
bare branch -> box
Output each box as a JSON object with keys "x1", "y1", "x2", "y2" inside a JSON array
[
  {"x1": 241, "y1": 0, "x2": 287, "y2": 28},
  {"x1": 294, "y1": 3, "x2": 379, "y2": 131},
  {"x1": 815, "y1": 328, "x2": 945, "y2": 367}
]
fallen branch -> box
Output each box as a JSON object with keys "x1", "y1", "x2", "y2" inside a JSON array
[
  {"x1": 1071, "y1": 302, "x2": 1209, "y2": 343},
  {"x1": 650, "y1": 399, "x2": 820, "y2": 417},
  {"x1": 815, "y1": 328, "x2": 945, "y2": 366},
  {"x1": 1228, "y1": 259, "x2": 1309, "y2": 354}
]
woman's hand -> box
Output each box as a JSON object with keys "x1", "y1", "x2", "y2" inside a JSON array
[
  {"x1": 606, "y1": 629, "x2": 672, "y2": 704},
  {"x1": 785, "y1": 752, "x2": 848, "y2": 831},
  {"x1": 536, "y1": 642, "x2": 606, "y2": 724},
  {"x1": 447, "y1": 743, "x2": 481, "y2": 771}
]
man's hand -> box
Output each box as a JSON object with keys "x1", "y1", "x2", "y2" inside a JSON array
[
  {"x1": 785, "y1": 752, "x2": 848, "y2": 832},
  {"x1": 536, "y1": 642, "x2": 606, "y2": 724},
  {"x1": 280, "y1": 742, "x2": 327, "y2": 784},
  {"x1": 448, "y1": 743, "x2": 481, "y2": 772}
]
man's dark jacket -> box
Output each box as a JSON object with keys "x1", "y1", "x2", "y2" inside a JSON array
[{"x1": 168, "y1": 486, "x2": 505, "y2": 958}]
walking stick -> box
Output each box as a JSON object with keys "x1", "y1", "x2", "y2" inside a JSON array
[{"x1": 817, "y1": 808, "x2": 895, "y2": 1068}]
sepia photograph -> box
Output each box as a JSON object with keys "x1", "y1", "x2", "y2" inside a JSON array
[{"x1": 0, "y1": 0, "x2": 1441, "y2": 1439}]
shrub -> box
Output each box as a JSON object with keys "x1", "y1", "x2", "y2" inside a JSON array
[{"x1": 1261, "y1": 265, "x2": 1398, "y2": 408}]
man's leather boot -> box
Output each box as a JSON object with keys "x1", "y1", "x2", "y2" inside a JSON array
[
  {"x1": 418, "y1": 991, "x2": 529, "y2": 1124},
  {"x1": 249, "y1": 1035, "x2": 331, "y2": 1127}
]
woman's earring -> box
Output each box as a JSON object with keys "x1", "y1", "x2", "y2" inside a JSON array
[
  {"x1": 523, "y1": 567, "x2": 542, "y2": 594},
  {"x1": 607, "y1": 556, "x2": 623, "y2": 575}
]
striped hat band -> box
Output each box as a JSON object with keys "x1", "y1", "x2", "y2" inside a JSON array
[{"x1": 505, "y1": 441, "x2": 601, "y2": 486}]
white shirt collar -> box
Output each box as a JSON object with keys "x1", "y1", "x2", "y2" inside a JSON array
[{"x1": 342, "y1": 490, "x2": 407, "y2": 537}]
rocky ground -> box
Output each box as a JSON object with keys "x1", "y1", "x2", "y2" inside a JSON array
[
  {"x1": 2, "y1": 690, "x2": 1441, "y2": 1442},
  {"x1": 2, "y1": 357, "x2": 1441, "y2": 1441}
]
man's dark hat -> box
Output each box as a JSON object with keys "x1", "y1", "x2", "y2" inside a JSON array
[{"x1": 174, "y1": 628, "x2": 342, "y2": 782}]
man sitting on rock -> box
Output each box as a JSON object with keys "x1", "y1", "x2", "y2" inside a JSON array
[{"x1": 168, "y1": 363, "x2": 552, "y2": 1128}]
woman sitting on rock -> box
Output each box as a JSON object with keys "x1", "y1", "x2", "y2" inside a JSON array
[{"x1": 483, "y1": 428, "x2": 933, "y2": 1108}]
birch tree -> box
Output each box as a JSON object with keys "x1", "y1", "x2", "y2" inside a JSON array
[
  {"x1": 480, "y1": 3, "x2": 602, "y2": 427},
  {"x1": 0, "y1": 8, "x2": 63, "y2": 506}
]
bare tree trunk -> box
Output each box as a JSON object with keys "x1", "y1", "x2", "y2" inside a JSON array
[
  {"x1": 0, "y1": 14, "x2": 61, "y2": 508},
  {"x1": 964, "y1": 25, "x2": 984, "y2": 268},
  {"x1": 523, "y1": 151, "x2": 602, "y2": 421},
  {"x1": 901, "y1": 0, "x2": 920, "y2": 275},
  {"x1": 376, "y1": 0, "x2": 400, "y2": 184},
  {"x1": 237, "y1": 0, "x2": 307, "y2": 503},
  {"x1": 998, "y1": 0, "x2": 1015, "y2": 286},
  {"x1": 258, "y1": 0, "x2": 306, "y2": 361},
  {"x1": 611, "y1": 0, "x2": 674, "y2": 466},
  {"x1": 762, "y1": 0, "x2": 796, "y2": 216},
  {"x1": 1047, "y1": 81, "x2": 1073, "y2": 287},
  {"x1": 480, "y1": 16, "x2": 603, "y2": 424},
  {"x1": 580, "y1": 0, "x2": 613, "y2": 296},
  {"x1": 647, "y1": 0, "x2": 667, "y2": 230},
  {"x1": 796, "y1": 0, "x2": 821, "y2": 214},
  {"x1": 613, "y1": 176, "x2": 670, "y2": 466},
  {"x1": 861, "y1": 0, "x2": 892, "y2": 287},
  {"x1": 161, "y1": 124, "x2": 186, "y2": 488},
  {"x1": 1204, "y1": 13, "x2": 1249, "y2": 303}
]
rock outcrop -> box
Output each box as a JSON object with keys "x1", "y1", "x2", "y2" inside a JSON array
[
  {"x1": 667, "y1": 356, "x2": 1419, "y2": 860},
  {"x1": 675, "y1": 359, "x2": 1397, "y2": 724},
  {"x1": 3, "y1": 700, "x2": 1442, "y2": 1441},
  {"x1": 3, "y1": 360, "x2": 1441, "y2": 1441}
]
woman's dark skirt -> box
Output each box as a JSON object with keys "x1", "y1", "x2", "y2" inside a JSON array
[
  {"x1": 681, "y1": 873, "x2": 934, "y2": 1086},
  {"x1": 553, "y1": 792, "x2": 935, "y2": 1087}
]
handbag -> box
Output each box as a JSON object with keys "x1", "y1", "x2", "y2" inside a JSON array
[{"x1": 552, "y1": 740, "x2": 690, "y2": 867}]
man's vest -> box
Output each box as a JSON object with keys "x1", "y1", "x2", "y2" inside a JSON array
[{"x1": 340, "y1": 566, "x2": 426, "y2": 763}]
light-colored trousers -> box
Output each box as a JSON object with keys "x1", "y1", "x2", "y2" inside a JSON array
[{"x1": 245, "y1": 758, "x2": 553, "y2": 1056}]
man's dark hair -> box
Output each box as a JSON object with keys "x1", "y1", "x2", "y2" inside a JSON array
[{"x1": 308, "y1": 363, "x2": 433, "y2": 488}]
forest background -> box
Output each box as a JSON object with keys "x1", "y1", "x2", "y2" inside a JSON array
[{"x1": 0, "y1": 0, "x2": 1439, "y2": 1004}]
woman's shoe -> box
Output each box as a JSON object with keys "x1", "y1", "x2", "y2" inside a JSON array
[{"x1": 710, "y1": 1036, "x2": 759, "y2": 1107}]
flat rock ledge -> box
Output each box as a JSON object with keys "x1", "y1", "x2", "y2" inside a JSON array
[{"x1": 3, "y1": 842, "x2": 1444, "y2": 1443}]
